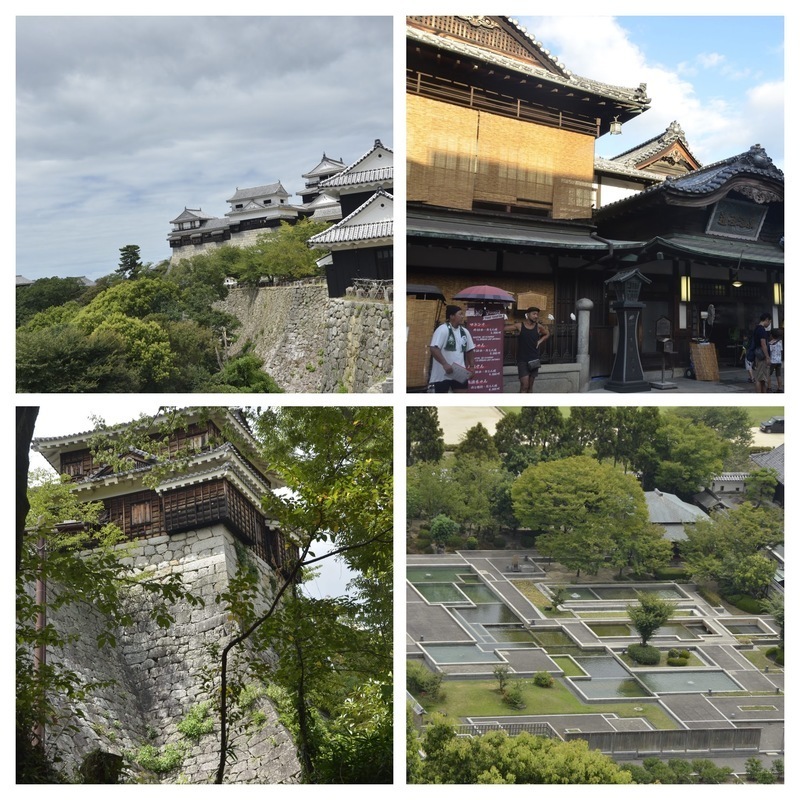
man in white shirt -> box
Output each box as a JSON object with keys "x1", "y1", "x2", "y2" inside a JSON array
[{"x1": 429, "y1": 305, "x2": 476, "y2": 393}]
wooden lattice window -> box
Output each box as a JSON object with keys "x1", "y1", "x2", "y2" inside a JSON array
[{"x1": 131, "y1": 501, "x2": 152, "y2": 526}]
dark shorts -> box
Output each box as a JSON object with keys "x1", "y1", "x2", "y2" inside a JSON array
[
  {"x1": 770, "y1": 364, "x2": 782, "y2": 377},
  {"x1": 434, "y1": 378, "x2": 469, "y2": 393},
  {"x1": 517, "y1": 361, "x2": 540, "y2": 379}
]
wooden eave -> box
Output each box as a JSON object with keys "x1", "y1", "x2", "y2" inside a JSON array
[{"x1": 408, "y1": 38, "x2": 645, "y2": 131}]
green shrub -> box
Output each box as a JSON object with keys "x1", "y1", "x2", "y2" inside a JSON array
[
  {"x1": 502, "y1": 680, "x2": 526, "y2": 709},
  {"x1": 668, "y1": 648, "x2": 680, "y2": 659},
  {"x1": 654, "y1": 566, "x2": 689, "y2": 581},
  {"x1": 446, "y1": 533, "x2": 464, "y2": 550},
  {"x1": 667, "y1": 657, "x2": 689, "y2": 667},
  {"x1": 627, "y1": 644, "x2": 661, "y2": 665},
  {"x1": 132, "y1": 744, "x2": 184, "y2": 774},
  {"x1": 723, "y1": 593, "x2": 763, "y2": 614},
  {"x1": 176, "y1": 701, "x2": 214, "y2": 741},
  {"x1": 532, "y1": 671, "x2": 554, "y2": 688},
  {"x1": 493, "y1": 535, "x2": 506, "y2": 549},
  {"x1": 465, "y1": 536, "x2": 479, "y2": 550},
  {"x1": 679, "y1": 649, "x2": 691, "y2": 660},
  {"x1": 407, "y1": 660, "x2": 444, "y2": 700}
]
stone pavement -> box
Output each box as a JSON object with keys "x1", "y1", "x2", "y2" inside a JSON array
[{"x1": 498, "y1": 363, "x2": 781, "y2": 393}]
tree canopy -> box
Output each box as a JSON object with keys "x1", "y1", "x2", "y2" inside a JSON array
[
  {"x1": 407, "y1": 407, "x2": 445, "y2": 465},
  {"x1": 410, "y1": 716, "x2": 633, "y2": 784},
  {"x1": 512, "y1": 456, "x2": 656, "y2": 577}
]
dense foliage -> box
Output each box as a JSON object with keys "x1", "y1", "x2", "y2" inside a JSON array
[
  {"x1": 409, "y1": 716, "x2": 633, "y2": 784},
  {"x1": 15, "y1": 226, "x2": 331, "y2": 392},
  {"x1": 17, "y1": 472, "x2": 202, "y2": 782}
]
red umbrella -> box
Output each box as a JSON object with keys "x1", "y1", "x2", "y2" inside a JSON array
[{"x1": 453, "y1": 284, "x2": 515, "y2": 303}]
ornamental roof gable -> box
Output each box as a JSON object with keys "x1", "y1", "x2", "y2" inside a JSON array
[
  {"x1": 607, "y1": 121, "x2": 702, "y2": 175},
  {"x1": 319, "y1": 139, "x2": 393, "y2": 191},
  {"x1": 302, "y1": 153, "x2": 347, "y2": 179},
  {"x1": 408, "y1": 15, "x2": 569, "y2": 76}
]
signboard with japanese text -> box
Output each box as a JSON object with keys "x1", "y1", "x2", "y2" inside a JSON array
[
  {"x1": 466, "y1": 315, "x2": 505, "y2": 392},
  {"x1": 706, "y1": 198, "x2": 767, "y2": 241}
]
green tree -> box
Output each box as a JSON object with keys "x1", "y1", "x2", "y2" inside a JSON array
[
  {"x1": 407, "y1": 407, "x2": 445, "y2": 464},
  {"x1": 200, "y1": 353, "x2": 283, "y2": 393},
  {"x1": 116, "y1": 244, "x2": 144, "y2": 279},
  {"x1": 671, "y1": 407, "x2": 753, "y2": 470},
  {"x1": 493, "y1": 408, "x2": 566, "y2": 474},
  {"x1": 208, "y1": 407, "x2": 392, "y2": 783},
  {"x1": 682, "y1": 503, "x2": 783, "y2": 592},
  {"x1": 512, "y1": 456, "x2": 650, "y2": 577},
  {"x1": 429, "y1": 514, "x2": 459, "y2": 546},
  {"x1": 17, "y1": 324, "x2": 140, "y2": 393},
  {"x1": 744, "y1": 468, "x2": 779, "y2": 506},
  {"x1": 627, "y1": 592, "x2": 676, "y2": 646},
  {"x1": 406, "y1": 462, "x2": 456, "y2": 521},
  {"x1": 411, "y1": 717, "x2": 632, "y2": 784},
  {"x1": 241, "y1": 219, "x2": 331, "y2": 284},
  {"x1": 16, "y1": 277, "x2": 89, "y2": 328},
  {"x1": 760, "y1": 594, "x2": 784, "y2": 644},
  {"x1": 455, "y1": 422, "x2": 499, "y2": 461},
  {"x1": 636, "y1": 412, "x2": 728, "y2": 497},
  {"x1": 726, "y1": 553, "x2": 776, "y2": 599}
]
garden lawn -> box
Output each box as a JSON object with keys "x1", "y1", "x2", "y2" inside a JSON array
[
  {"x1": 741, "y1": 647, "x2": 784, "y2": 672},
  {"x1": 418, "y1": 677, "x2": 676, "y2": 729},
  {"x1": 512, "y1": 580, "x2": 575, "y2": 618}
]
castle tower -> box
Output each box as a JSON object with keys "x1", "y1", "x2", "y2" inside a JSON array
[{"x1": 30, "y1": 408, "x2": 300, "y2": 783}]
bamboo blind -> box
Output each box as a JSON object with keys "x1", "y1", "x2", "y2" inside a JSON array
[
  {"x1": 689, "y1": 342, "x2": 720, "y2": 381},
  {"x1": 406, "y1": 296, "x2": 440, "y2": 388}
]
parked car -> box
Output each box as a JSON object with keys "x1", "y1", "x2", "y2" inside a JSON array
[{"x1": 760, "y1": 416, "x2": 784, "y2": 433}]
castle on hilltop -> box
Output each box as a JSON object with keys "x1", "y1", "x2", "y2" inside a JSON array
[{"x1": 167, "y1": 140, "x2": 393, "y2": 298}]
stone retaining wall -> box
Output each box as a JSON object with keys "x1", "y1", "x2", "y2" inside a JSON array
[
  {"x1": 216, "y1": 285, "x2": 393, "y2": 392},
  {"x1": 44, "y1": 526, "x2": 299, "y2": 784}
]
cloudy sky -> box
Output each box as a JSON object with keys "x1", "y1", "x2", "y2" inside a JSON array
[
  {"x1": 518, "y1": 15, "x2": 784, "y2": 168},
  {"x1": 16, "y1": 15, "x2": 393, "y2": 281}
]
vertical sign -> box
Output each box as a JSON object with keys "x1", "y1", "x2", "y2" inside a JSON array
[{"x1": 466, "y1": 315, "x2": 505, "y2": 392}]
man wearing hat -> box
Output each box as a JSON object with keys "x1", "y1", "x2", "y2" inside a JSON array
[
  {"x1": 508, "y1": 307, "x2": 550, "y2": 393},
  {"x1": 429, "y1": 305, "x2": 476, "y2": 393}
]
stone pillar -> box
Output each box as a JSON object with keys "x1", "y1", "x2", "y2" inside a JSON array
[{"x1": 576, "y1": 298, "x2": 593, "y2": 392}]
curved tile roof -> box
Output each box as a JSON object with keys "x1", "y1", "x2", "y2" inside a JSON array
[
  {"x1": 596, "y1": 144, "x2": 783, "y2": 218},
  {"x1": 308, "y1": 189, "x2": 393, "y2": 246},
  {"x1": 408, "y1": 22, "x2": 650, "y2": 109}
]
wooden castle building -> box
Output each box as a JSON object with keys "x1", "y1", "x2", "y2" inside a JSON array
[
  {"x1": 406, "y1": 15, "x2": 784, "y2": 385},
  {"x1": 33, "y1": 408, "x2": 296, "y2": 578}
]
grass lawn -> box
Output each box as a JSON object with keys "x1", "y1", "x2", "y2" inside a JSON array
[
  {"x1": 551, "y1": 656, "x2": 586, "y2": 677},
  {"x1": 744, "y1": 406, "x2": 783, "y2": 425},
  {"x1": 741, "y1": 646, "x2": 784, "y2": 672},
  {"x1": 512, "y1": 580, "x2": 575, "y2": 618},
  {"x1": 419, "y1": 677, "x2": 676, "y2": 729}
]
